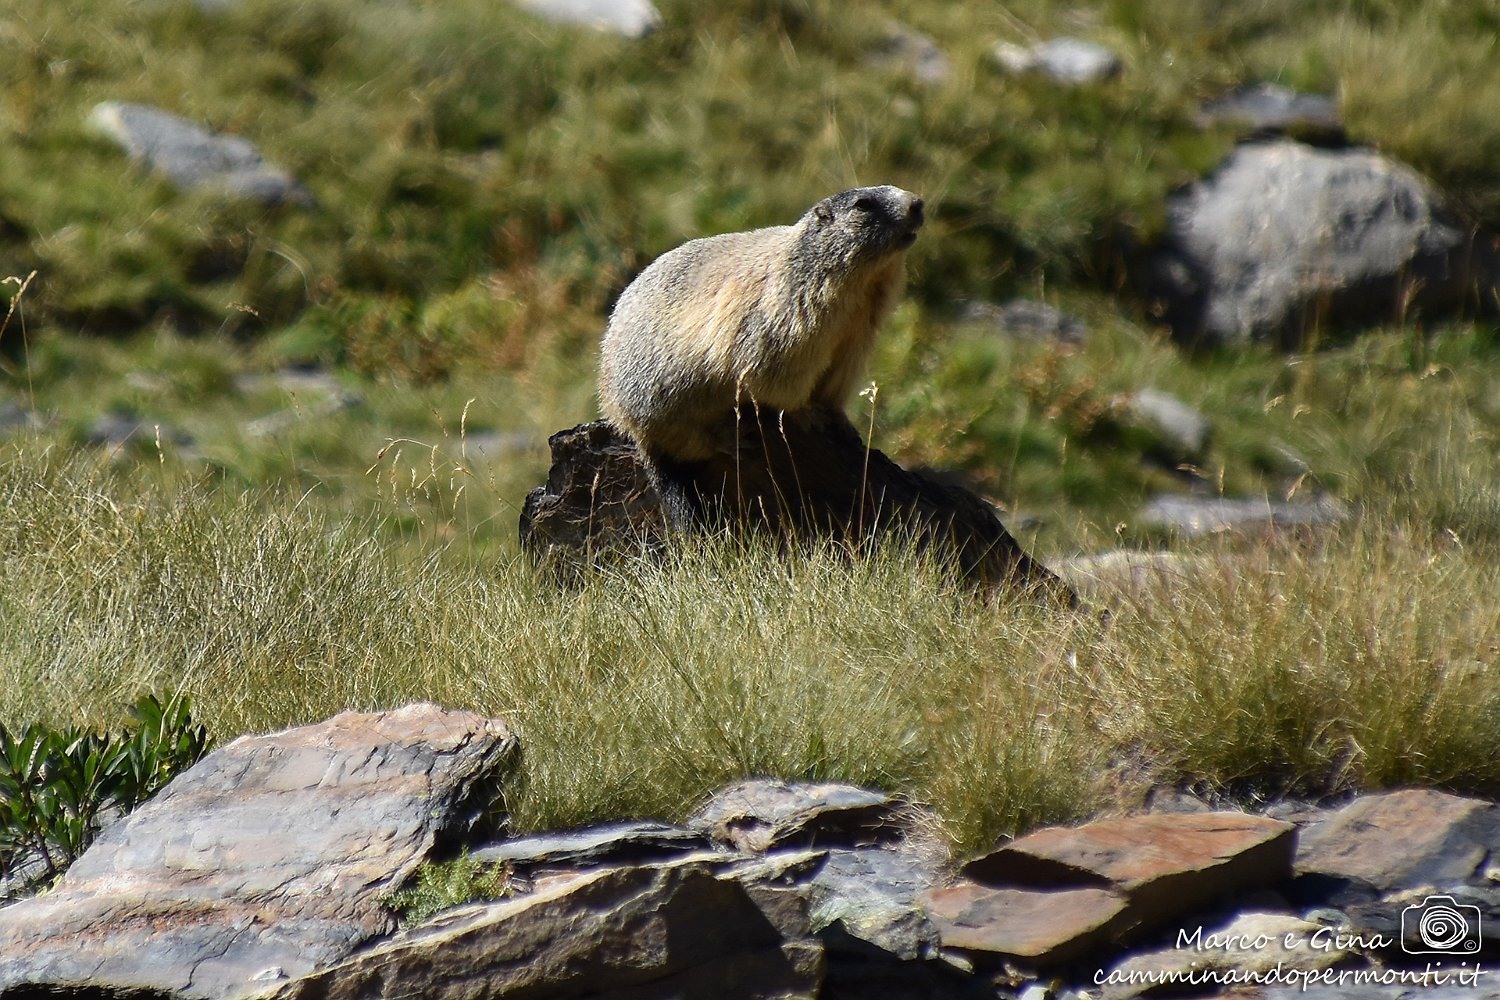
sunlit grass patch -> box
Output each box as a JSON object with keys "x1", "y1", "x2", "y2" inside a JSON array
[{"x1": 5, "y1": 443, "x2": 1499, "y2": 856}]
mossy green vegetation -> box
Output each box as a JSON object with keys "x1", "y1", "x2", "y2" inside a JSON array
[
  {"x1": 383, "y1": 851, "x2": 516, "y2": 926},
  {"x1": 3, "y1": 0, "x2": 1500, "y2": 853}
]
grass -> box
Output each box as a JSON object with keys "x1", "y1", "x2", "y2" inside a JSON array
[
  {"x1": 4, "y1": 0, "x2": 1500, "y2": 860},
  {"x1": 7, "y1": 0, "x2": 1500, "y2": 342},
  {"x1": 3, "y1": 442, "x2": 1498, "y2": 857}
]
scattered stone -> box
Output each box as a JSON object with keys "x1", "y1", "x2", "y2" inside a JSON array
[
  {"x1": 1140, "y1": 493, "x2": 1348, "y2": 536},
  {"x1": 0, "y1": 402, "x2": 40, "y2": 435},
  {"x1": 1147, "y1": 140, "x2": 1496, "y2": 347},
  {"x1": 1196, "y1": 83, "x2": 1342, "y2": 139},
  {"x1": 263, "y1": 858, "x2": 821, "y2": 1000},
  {"x1": 1296, "y1": 790, "x2": 1499, "y2": 892},
  {"x1": 86, "y1": 411, "x2": 193, "y2": 450},
  {"x1": 925, "y1": 882, "x2": 1130, "y2": 966},
  {"x1": 806, "y1": 848, "x2": 943, "y2": 961},
  {"x1": 1292, "y1": 790, "x2": 1500, "y2": 957},
  {"x1": 244, "y1": 390, "x2": 361, "y2": 438},
  {"x1": 0, "y1": 704, "x2": 518, "y2": 999},
  {"x1": 689, "y1": 779, "x2": 906, "y2": 853},
  {"x1": 869, "y1": 21, "x2": 952, "y2": 86},
  {"x1": 515, "y1": 0, "x2": 662, "y2": 38},
  {"x1": 964, "y1": 812, "x2": 1296, "y2": 937},
  {"x1": 470, "y1": 820, "x2": 712, "y2": 871},
  {"x1": 1055, "y1": 550, "x2": 1213, "y2": 607},
  {"x1": 993, "y1": 37, "x2": 1123, "y2": 85},
  {"x1": 89, "y1": 101, "x2": 310, "y2": 206},
  {"x1": 233, "y1": 366, "x2": 346, "y2": 398},
  {"x1": 1101, "y1": 911, "x2": 1348, "y2": 1000},
  {"x1": 235, "y1": 367, "x2": 362, "y2": 437},
  {"x1": 959, "y1": 298, "x2": 1087, "y2": 344},
  {"x1": 1123, "y1": 388, "x2": 1211, "y2": 459}
]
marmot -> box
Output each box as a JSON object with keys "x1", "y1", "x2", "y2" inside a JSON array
[{"x1": 598, "y1": 185, "x2": 924, "y2": 462}]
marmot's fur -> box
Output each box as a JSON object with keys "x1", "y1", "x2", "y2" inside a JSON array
[{"x1": 598, "y1": 185, "x2": 924, "y2": 461}]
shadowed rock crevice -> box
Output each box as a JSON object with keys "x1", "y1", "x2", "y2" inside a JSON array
[{"x1": 520, "y1": 412, "x2": 1074, "y2": 603}]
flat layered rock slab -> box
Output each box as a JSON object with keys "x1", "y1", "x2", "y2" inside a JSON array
[
  {"x1": 470, "y1": 820, "x2": 712, "y2": 870},
  {"x1": 262, "y1": 859, "x2": 821, "y2": 1000},
  {"x1": 0, "y1": 704, "x2": 517, "y2": 1000},
  {"x1": 1295, "y1": 789, "x2": 1499, "y2": 891},
  {"x1": 1293, "y1": 790, "x2": 1500, "y2": 957},
  {"x1": 964, "y1": 812, "x2": 1295, "y2": 935},
  {"x1": 807, "y1": 848, "x2": 944, "y2": 961},
  {"x1": 923, "y1": 883, "x2": 1129, "y2": 966},
  {"x1": 690, "y1": 779, "x2": 905, "y2": 853}
]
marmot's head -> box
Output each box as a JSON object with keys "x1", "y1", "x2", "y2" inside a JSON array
[{"x1": 795, "y1": 185, "x2": 925, "y2": 274}]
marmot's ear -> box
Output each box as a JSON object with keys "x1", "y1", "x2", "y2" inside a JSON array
[{"x1": 814, "y1": 202, "x2": 834, "y2": 223}]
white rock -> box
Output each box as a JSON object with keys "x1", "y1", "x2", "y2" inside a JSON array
[{"x1": 516, "y1": 0, "x2": 661, "y2": 38}]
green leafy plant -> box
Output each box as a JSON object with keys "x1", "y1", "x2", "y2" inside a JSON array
[
  {"x1": 0, "y1": 693, "x2": 210, "y2": 893},
  {"x1": 384, "y1": 851, "x2": 516, "y2": 926}
]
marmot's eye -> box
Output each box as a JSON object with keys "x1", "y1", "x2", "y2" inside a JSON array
[{"x1": 853, "y1": 196, "x2": 879, "y2": 213}]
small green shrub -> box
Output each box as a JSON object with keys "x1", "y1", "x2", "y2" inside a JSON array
[
  {"x1": 384, "y1": 851, "x2": 515, "y2": 926},
  {"x1": 0, "y1": 693, "x2": 210, "y2": 893}
]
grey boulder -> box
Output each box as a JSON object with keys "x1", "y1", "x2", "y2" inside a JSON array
[
  {"x1": 1140, "y1": 493, "x2": 1348, "y2": 536},
  {"x1": 89, "y1": 101, "x2": 310, "y2": 206},
  {"x1": 1123, "y1": 388, "x2": 1211, "y2": 461},
  {"x1": 869, "y1": 21, "x2": 952, "y2": 86},
  {"x1": 1149, "y1": 140, "x2": 1494, "y2": 347},
  {"x1": 0, "y1": 704, "x2": 518, "y2": 999},
  {"x1": 959, "y1": 298, "x2": 1087, "y2": 344}
]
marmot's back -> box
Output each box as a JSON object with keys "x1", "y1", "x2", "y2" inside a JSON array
[{"x1": 599, "y1": 186, "x2": 923, "y2": 461}]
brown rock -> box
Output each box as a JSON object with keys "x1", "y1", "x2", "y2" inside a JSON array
[
  {"x1": 263, "y1": 858, "x2": 822, "y2": 1000},
  {"x1": 964, "y1": 812, "x2": 1295, "y2": 933},
  {"x1": 0, "y1": 704, "x2": 517, "y2": 999},
  {"x1": 1295, "y1": 789, "x2": 1499, "y2": 891},
  {"x1": 923, "y1": 882, "x2": 1129, "y2": 966}
]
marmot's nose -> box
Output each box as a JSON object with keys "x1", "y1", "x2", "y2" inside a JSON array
[{"x1": 908, "y1": 197, "x2": 925, "y2": 227}]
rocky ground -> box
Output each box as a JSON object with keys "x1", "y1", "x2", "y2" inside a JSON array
[{"x1": 2, "y1": 705, "x2": 1495, "y2": 999}]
